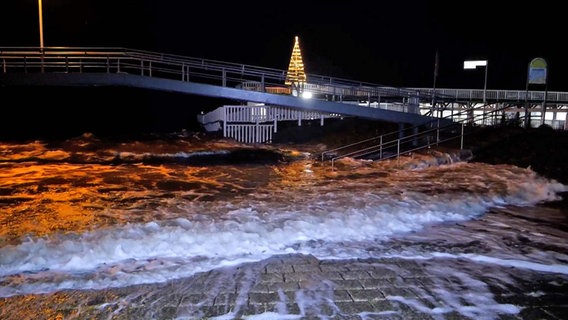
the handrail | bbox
[320,127,409,162]
[0,46,430,102]
[2,47,567,105]
[321,107,462,161]
[330,120,462,163]
[4,46,564,121]
[331,123,463,165]
[409,87,568,104]
[323,102,526,170]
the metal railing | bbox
[225,124,274,144]
[0,46,435,107]
[321,104,528,170]
[410,88,568,104]
[1,47,287,86]
[3,48,567,108]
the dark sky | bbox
[0,0,568,91]
[1,0,565,138]
[1,0,565,91]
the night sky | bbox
[0,0,565,138]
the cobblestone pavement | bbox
[162,254,567,320]
[3,253,566,319]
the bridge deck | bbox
[1,47,567,128]
[0,72,432,125]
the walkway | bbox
[3,215,566,319]
[0,47,433,126]
[2,47,567,135]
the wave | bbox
[0,132,290,165]
[0,167,565,297]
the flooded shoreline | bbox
[1,131,567,319]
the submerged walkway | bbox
[2,252,565,319]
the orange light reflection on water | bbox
[0,162,226,244]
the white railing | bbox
[224,106,270,123]
[0,47,432,108]
[225,124,274,144]
[197,105,345,143]
[201,105,341,125]
[269,107,329,121]
[411,88,568,104]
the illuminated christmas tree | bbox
[285,36,307,86]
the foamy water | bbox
[1,135,567,319]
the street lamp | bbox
[464,60,488,104]
[38,0,44,50]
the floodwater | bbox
[1,133,567,319]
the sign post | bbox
[432,50,439,118]
[464,60,488,104]
[525,57,548,128]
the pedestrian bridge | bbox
[0,47,432,125]
[2,47,567,136]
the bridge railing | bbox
[4,47,566,107]
[8,47,562,116]
[411,88,568,103]
[1,46,439,108]
[0,47,290,87]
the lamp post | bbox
[38,0,44,51]
[464,60,488,104]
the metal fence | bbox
[1,47,431,105]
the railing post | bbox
[106,56,110,73]
[256,122,260,143]
[460,122,464,150]
[140,60,144,76]
[181,63,185,81]
[149,61,152,77]
[379,136,383,159]
[261,74,265,92]
[222,69,226,87]
[2,58,6,73]
[436,118,440,145]
[223,106,227,137]
[65,56,68,73]
[117,58,120,73]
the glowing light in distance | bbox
[301,91,313,99]
[464,60,487,69]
